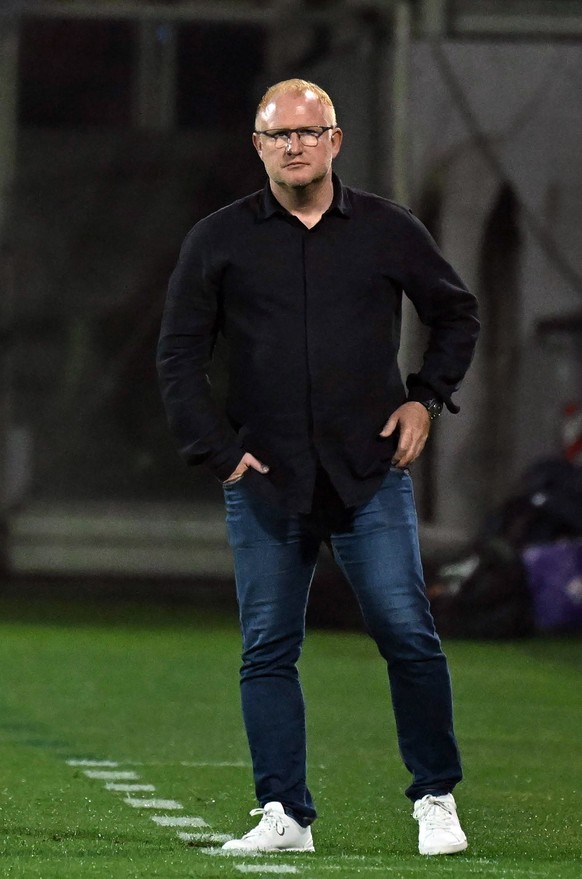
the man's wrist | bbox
[418,398,443,421]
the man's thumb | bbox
[248,454,269,474]
[379,415,397,438]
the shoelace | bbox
[415,797,455,829]
[243,807,286,839]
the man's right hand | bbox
[223,452,269,484]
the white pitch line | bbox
[67,759,119,767]
[202,847,263,857]
[124,797,183,810]
[200,847,231,856]
[151,815,208,827]
[177,831,233,844]
[235,867,298,875]
[84,770,139,781]
[105,783,156,792]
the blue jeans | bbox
[223,468,462,825]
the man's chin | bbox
[282,170,311,185]
[277,171,325,190]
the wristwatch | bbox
[419,398,443,421]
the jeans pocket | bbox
[389,464,410,476]
[223,471,247,489]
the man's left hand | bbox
[379,402,431,468]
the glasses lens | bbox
[263,128,329,148]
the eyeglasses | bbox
[254,126,335,148]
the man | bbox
[157,79,479,856]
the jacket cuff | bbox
[406,380,458,414]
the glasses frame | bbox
[253,126,336,148]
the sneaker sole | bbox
[222,845,315,853]
[420,840,468,856]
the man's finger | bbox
[246,453,269,474]
[393,434,428,468]
[224,453,269,484]
[379,415,398,437]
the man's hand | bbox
[379,402,431,468]
[223,452,269,484]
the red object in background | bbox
[563,402,582,464]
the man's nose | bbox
[285,132,303,153]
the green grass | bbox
[0,594,580,878]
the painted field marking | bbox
[124,797,183,810]
[68,756,245,858]
[178,831,233,844]
[151,815,208,827]
[105,783,156,792]
[84,770,139,781]
[67,759,119,767]
[234,867,298,874]
[200,847,234,856]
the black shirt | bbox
[157,174,479,513]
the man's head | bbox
[254,79,337,129]
[252,79,342,192]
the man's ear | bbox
[331,126,343,159]
[252,132,263,159]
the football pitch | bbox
[0,591,580,879]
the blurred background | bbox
[1,0,581,633]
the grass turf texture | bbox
[0,595,580,878]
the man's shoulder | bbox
[344,183,414,221]
[195,189,263,231]
[341,183,432,244]
[175,190,263,256]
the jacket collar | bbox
[256,172,352,221]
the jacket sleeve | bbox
[156,221,243,481]
[394,208,480,413]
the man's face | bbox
[252,90,342,190]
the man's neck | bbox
[270,175,334,229]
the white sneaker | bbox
[222,801,315,853]
[413,793,468,856]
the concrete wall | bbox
[8,28,582,546]
[407,40,582,533]
[300,35,582,536]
